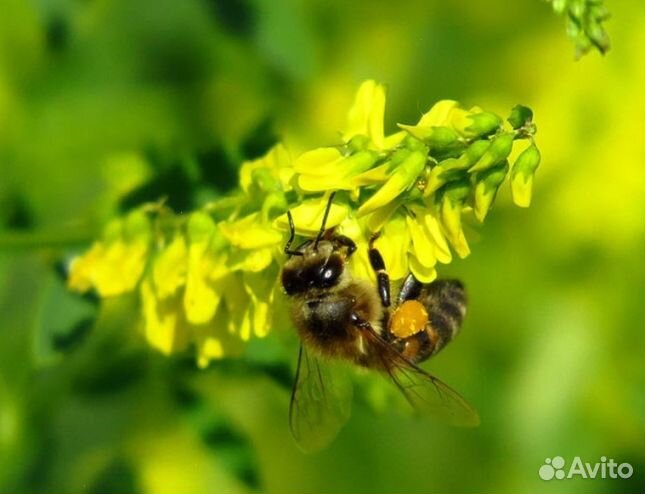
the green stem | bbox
[0,227,95,250]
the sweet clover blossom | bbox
[68,81,540,367]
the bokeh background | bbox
[0,0,643,493]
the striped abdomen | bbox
[392,279,467,364]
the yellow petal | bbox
[293,147,343,175]
[511,174,534,207]
[440,200,470,258]
[343,80,386,148]
[67,243,105,293]
[219,213,282,249]
[408,256,437,284]
[194,305,245,367]
[297,150,378,192]
[406,215,437,268]
[417,100,459,127]
[153,234,188,299]
[227,248,274,273]
[243,266,277,338]
[239,144,292,192]
[183,270,220,325]
[92,240,149,297]
[373,215,409,281]
[184,226,223,324]
[421,210,452,264]
[141,279,189,355]
[358,150,425,216]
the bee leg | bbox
[333,235,357,258]
[368,233,391,308]
[397,273,423,305]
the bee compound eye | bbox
[281,269,302,295]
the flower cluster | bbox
[547,0,610,58]
[67,80,540,366]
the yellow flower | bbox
[152,233,188,299]
[140,278,189,355]
[357,145,427,216]
[239,143,293,194]
[183,212,226,325]
[68,210,151,297]
[294,147,378,193]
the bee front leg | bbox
[368,233,391,308]
[333,235,357,258]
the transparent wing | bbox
[289,345,353,453]
[363,328,479,427]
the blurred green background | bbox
[0,0,643,493]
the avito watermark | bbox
[539,456,633,480]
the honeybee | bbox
[281,193,479,452]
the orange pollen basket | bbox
[389,300,429,338]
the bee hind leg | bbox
[397,273,423,305]
[368,233,391,308]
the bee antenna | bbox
[284,210,303,257]
[314,191,336,250]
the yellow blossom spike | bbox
[65,80,540,364]
[343,80,386,148]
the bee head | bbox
[281,193,349,296]
[281,244,345,295]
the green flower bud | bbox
[469,133,514,172]
[507,105,534,130]
[473,161,509,222]
[424,139,490,194]
[187,211,216,244]
[510,142,541,207]
[463,111,502,138]
[398,124,460,152]
[123,210,152,243]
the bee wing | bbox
[289,344,353,453]
[363,328,480,427]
